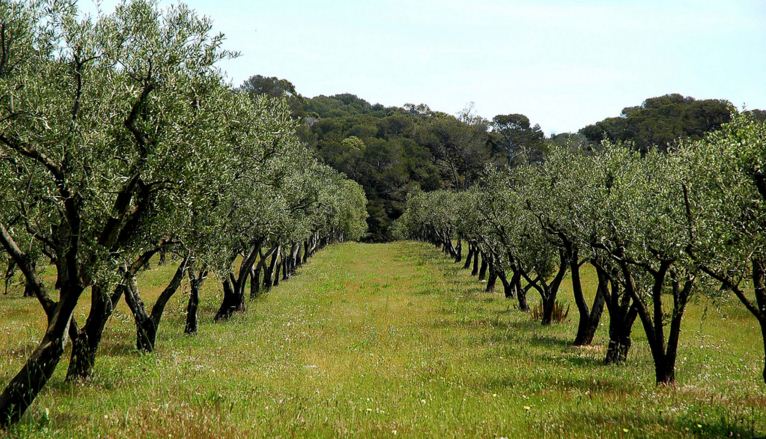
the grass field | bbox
[1,242,765,438]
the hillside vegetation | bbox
[242,75,764,240]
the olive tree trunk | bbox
[570,256,605,346]
[123,257,189,352]
[0,283,83,426]
[65,284,124,380]
[185,268,207,335]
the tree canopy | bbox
[580,94,735,152]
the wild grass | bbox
[0,242,764,438]
[530,300,570,323]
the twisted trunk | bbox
[478,255,488,281]
[604,304,638,365]
[215,242,261,321]
[251,246,276,298]
[273,259,282,287]
[185,268,206,335]
[485,261,498,293]
[514,271,529,311]
[524,251,569,325]
[471,250,480,276]
[621,259,694,384]
[67,246,163,380]
[463,245,474,270]
[124,257,189,352]
[249,264,260,299]
[0,282,83,426]
[215,276,240,321]
[289,242,300,275]
[263,246,280,290]
[598,265,638,364]
[571,258,605,346]
[498,270,512,298]
[65,284,124,380]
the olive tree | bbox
[0,0,237,423]
[523,145,606,343]
[480,168,568,324]
[592,143,698,384]
[681,115,766,383]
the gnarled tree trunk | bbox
[463,244,474,270]
[66,284,124,380]
[215,242,262,321]
[485,261,498,293]
[599,265,639,364]
[478,255,488,281]
[0,283,83,426]
[263,246,280,290]
[471,250,480,276]
[185,268,206,335]
[124,257,189,352]
[570,257,605,346]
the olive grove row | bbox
[0,0,368,426]
[394,115,766,386]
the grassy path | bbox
[1,242,765,437]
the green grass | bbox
[1,242,765,438]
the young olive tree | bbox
[211,95,304,320]
[595,144,698,384]
[481,168,568,324]
[575,145,643,364]
[523,145,606,343]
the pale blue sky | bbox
[85,0,765,134]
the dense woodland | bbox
[1,0,765,431]
[241,74,762,241]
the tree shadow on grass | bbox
[529,333,570,349]
[555,353,604,368]
[548,410,763,438]
[95,340,140,358]
[431,315,532,333]
[478,371,631,395]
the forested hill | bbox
[580,93,766,152]
[240,75,764,241]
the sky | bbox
[83,0,766,134]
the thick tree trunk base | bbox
[573,295,605,346]
[485,271,497,293]
[0,327,69,426]
[541,297,555,325]
[478,258,488,281]
[517,288,529,312]
[463,248,474,269]
[185,282,200,335]
[136,322,157,353]
[655,364,675,385]
[214,279,245,322]
[572,326,597,346]
[604,338,632,365]
[65,333,97,381]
